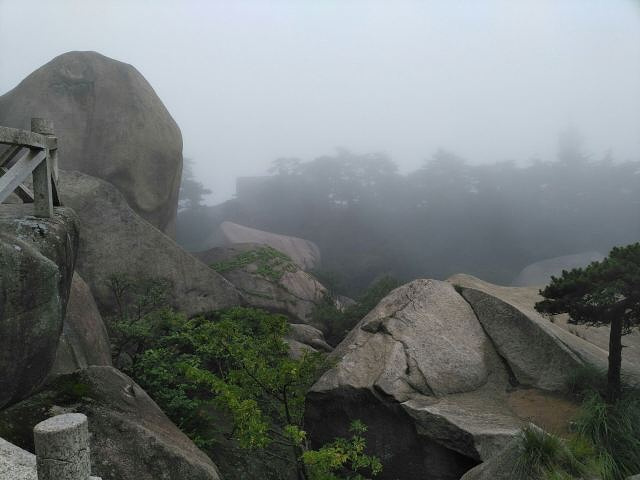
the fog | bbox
[1,0,639,203]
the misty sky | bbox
[1,0,639,203]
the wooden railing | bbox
[0,117,61,217]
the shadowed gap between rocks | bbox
[305,387,479,480]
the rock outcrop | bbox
[209,221,321,270]
[49,273,112,377]
[306,279,522,480]
[58,170,241,317]
[0,205,79,408]
[195,243,328,327]
[306,274,637,480]
[0,436,38,480]
[0,366,220,480]
[0,51,182,235]
[449,273,640,387]
[512,251,604,286]
[459,434,523,480]
[285,323,333,359]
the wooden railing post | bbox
[30,117,54,217]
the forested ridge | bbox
[179,134,640,294]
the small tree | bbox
[535,243,640,403]
[124,306,381,479]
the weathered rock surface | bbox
[0,437,37,480]
[49,273,112,377]
[0,205,79,408]
[306,279,523,480]
[449,273,640,388]
[209,221,321,270]
[512,251,604,286]
[459,434,523,480]
[58,170,241,316]
[0,51,182,235]
[285,323,333,359]
[0,366,220,480]
[195,243,328,327]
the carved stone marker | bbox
[33,413,91,480]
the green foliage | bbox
[110,293,381,480]
[514,426,592,480]
[301,421,383,480]
[211,246,297,281]
[535,243,640,403]
[535,243,640,329]
[572,392,640,479]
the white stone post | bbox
[33,413,91,480]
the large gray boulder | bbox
[306,279,522,480]
[209,221,321,270]
[58,170,241,317]
[449,274,640,388]
[0,205,79,408]
[49,273,112,377]
[195,243,328,328]
[0,366,220,480]
[0,51,182,235]
[512,251,604,286]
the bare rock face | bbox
[306,279,522,480]
[0,366,220,480]
[0,51,182,235]
[49,273,112,377]
[285,323,333,359]
[512,251,604,286]
[210,221,321,270]
[459,434,524,480]
[195,243,328,328]
[0,205,79,409]
[449,273,640,388]
[0,436,37,480]
[58,170,241,317]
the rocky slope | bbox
[208,221,321,270]
[0,367,220,480]
[306,275,640,480]
[0,51,182,235]
[195,243,330,328]
[58,170,242,317]
[48,273,112,377]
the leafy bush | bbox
[110,296,381,480]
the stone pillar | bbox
[30,117,54,217]
[33,413,91,480]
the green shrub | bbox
[514,426,589,479]
[116,304,380,480]
[573,393,640,479]
[211,246,297,281]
